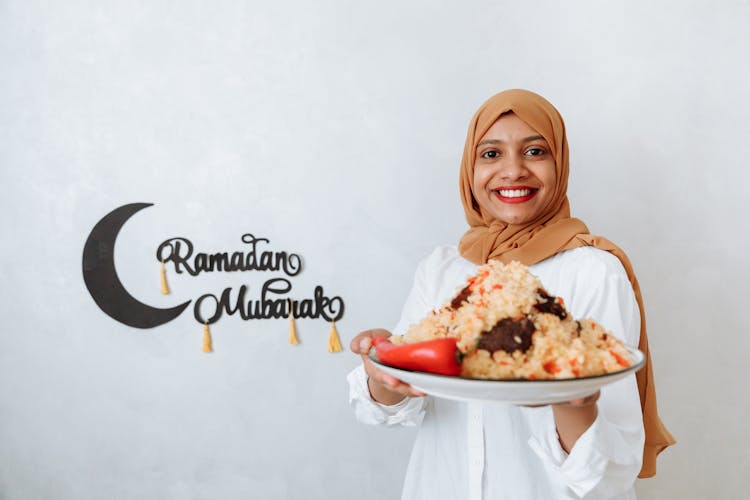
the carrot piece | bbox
[610,350,630,367]
[543,360,561,375]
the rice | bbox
[396,260,633,379]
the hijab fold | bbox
[458,89,674,478]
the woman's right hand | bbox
[350,328,426,404]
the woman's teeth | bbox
[497,189,533,198]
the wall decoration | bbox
[328,321,342,353]
[82,203,191,329]
[82,203,345,351]
[159,259,170,295]
[288,299,299,345]
[202,322,213,353]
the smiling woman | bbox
[472,113,558,225]
[347,89,675,500]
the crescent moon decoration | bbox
[82,203,191,329]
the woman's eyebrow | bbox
[523,135,545,143]
[476,135,546,147]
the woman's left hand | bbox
[553,390,600,408]
[551,390,600,453]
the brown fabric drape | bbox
[458,89,675,477]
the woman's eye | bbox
[525,147,545,156]
[481,150,499,159]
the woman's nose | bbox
[498,154,527,181]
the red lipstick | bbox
[492,186,538,204]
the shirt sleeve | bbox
[347,253,437,427]
[347,364,427,426]
[528,251,645,498]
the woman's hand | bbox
[553,391,600,409]
[350,328,426,405]
[551,390,600,453]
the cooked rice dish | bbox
[394,260,633,379]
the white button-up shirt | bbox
[348,246,645,499]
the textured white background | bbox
[1,1,748,499]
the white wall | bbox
[2,1,748,499]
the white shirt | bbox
[348,246,645,500]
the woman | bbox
[348,89,674,499]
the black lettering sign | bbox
[193,279,345,324]
[157,234,304,277]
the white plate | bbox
[369,346,645,405]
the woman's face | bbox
[472,113,557,225]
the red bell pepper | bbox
[372,337,462,376]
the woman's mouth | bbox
[493,187,538,204]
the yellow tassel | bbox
[288,300,299,345]
[327,321,342,353]
[202,322,213,353]
[160,259,170,295]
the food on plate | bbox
[385,260,633,380]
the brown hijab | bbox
[458,89,674,477]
